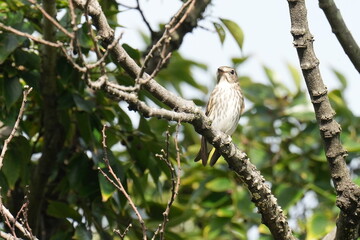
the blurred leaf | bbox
[0,13,33,64]
[232,56,249,67]
[263,65,290,97]
[76,24,92,49]
[287,64,302,92]
[213,22,225,44]
[342,132,360,153]
[332,68,347,90]
[123,43,141,63]
[47,201,82,222]
[306,211,333,240]
[275,184,304,211]
[76,113,92,146]
[98,171,116,202]
[220,18,244,51]
[73,225,92,240]
[242,81,275,105]
[4,77,22,108]
[2,136,31,189]
[73,94,94,112]
[206,177,233,192]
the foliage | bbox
[0,0,360,239]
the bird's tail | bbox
[209,149,222,166]
[194,137,222,166]
[194,136,208,166]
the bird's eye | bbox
[230,70,235,75]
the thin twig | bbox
[135,0,195,89]
[27,0,74,39]
[114,223,132,240]
[0,189,38,240]
[153,123,182,240]
[68,0,78,52]
[135,0,154,36]
[100,125,147,240]
[169,0,195,35]
[0,86,33,169]
[0,23,61,48]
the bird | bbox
[194,66,244,166]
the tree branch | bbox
[0,203,38,240]
[0,87,32,169]
[0,23,61,48]
[318,0,360,73]
[287,1,360,239]
[72,0,296,238]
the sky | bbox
[117,0,360,116]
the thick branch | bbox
[287,1,360,239]
[318,0,360,73]
[28,0,65,236]
[72,0,296,238]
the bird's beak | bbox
[217,68,225,82]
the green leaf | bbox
[332,68,347,90]
[76,112,93,144]
[47,201,82,222]
[275,184,304,210]
[220,18,244,51]
[2,148,21,189]
[98,171,116,202]
[213,22,225,44]
[287,63,301,92]
[73,225,92,240]
[306,211,333,239]
[77,25,92,50]
[122,43,141,63]
[4,77,22,108]
[73,94,94,112]
[206,177,233,192]
[0,12,33,64]
[2,136,31,189]
[232,56,249,67]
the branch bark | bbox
[287,1,360,239]
[318,0,360,73]
[72,0,296,238]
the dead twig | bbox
[153,123,182,240]
[99,125,147,240]
[0,188,38,240]
[135,0,195,89]
[114,223,133,240]
[27,0,74,39]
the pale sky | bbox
[117,0,360,115]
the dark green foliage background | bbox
[1,0,360,239]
